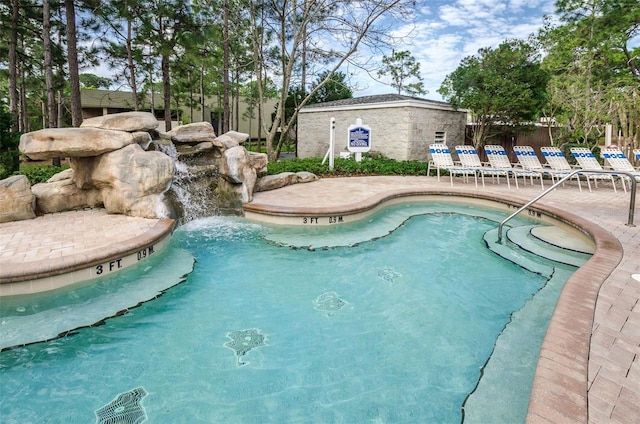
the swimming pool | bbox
[0,201,590,423]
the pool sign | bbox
[348,118,371,153]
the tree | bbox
[248,0,414,161]
[7,0,20,132]
[65,0,83,127]
[377,50,426,96]
[87,0,148,110]
[79,73,112,89]
[137,0,196,131]
[309,70,353,104]
[0,103,21,179]
[539,0,640,150]
[438,39,549,148]
[242,77,278,149]
[43,0,56,128]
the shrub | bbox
[0,107,20,180]
[14,163,70,185]
[263,156,429,177]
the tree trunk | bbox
[148,61,155,116]
[43,0,56,128]
[19,68,29,132]
[222,0,230,133]
[8,0,19,132]
[126,18,139,110]
[162,54,172,130]
[57,89,64,128]
[200,63,206,122]
[235,73,240,130]
[65,0,83,127]
[44,0,61,166]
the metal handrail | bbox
[497,169,637,243]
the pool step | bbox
[506,226,592,268]
[483,225,592,275]
[483,228,554,277]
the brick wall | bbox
[298,103,466,161]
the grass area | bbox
[264,156,430,177]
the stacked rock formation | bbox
[159,121,268,218]
[2,111,317,224]
[18,112,174,219]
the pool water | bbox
[0,202,586,423]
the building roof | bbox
[300,93,464,113]
[81,89,144,109]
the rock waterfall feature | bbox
[10,112,268,223]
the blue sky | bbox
[357,0,557,100]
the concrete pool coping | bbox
[0,209,175,295]
[0,175,637,423]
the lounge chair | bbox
[601,148,640,190]
[454,145,511,189]
[569,147,621,193]
[427,144,478,187]
[484,145,544,189]
[539,146,583,191]
[633,149,640,170]
[514,145,581,188]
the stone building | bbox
[297,94,467,162]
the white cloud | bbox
[351,0,558,100]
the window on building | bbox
[434,131,446,143]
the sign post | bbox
[322,117,336,170]
[347,118,371,162]
[329,117,335,170]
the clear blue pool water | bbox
[0,202,585,423]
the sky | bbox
[355,0,558,100]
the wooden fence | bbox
[464,125,556,163]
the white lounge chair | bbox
[514,145,579,188]
[632,149,640,170]
[569,147,621,193]
[484,145,544,189]
[454,145,511,189]
[428,144,478,187]
[601,148,640,190]
[539,146,583,191]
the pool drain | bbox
[94,387,148,424]
[224,328,267,366]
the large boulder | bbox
[248,151,268,174]
[31,169,103,213]
[0,175,36,223]
[254,171,319,192]
[80,111,159,132]
[90,144,175,218]
[214,131,249,149]
[255,172,299,192]
[19,128,135,160]
[220,146,257,203]
[163,122,217,143]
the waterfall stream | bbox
[157,142,219,224]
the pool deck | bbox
[1,175,639,423]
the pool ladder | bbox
[497,169,637,243]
